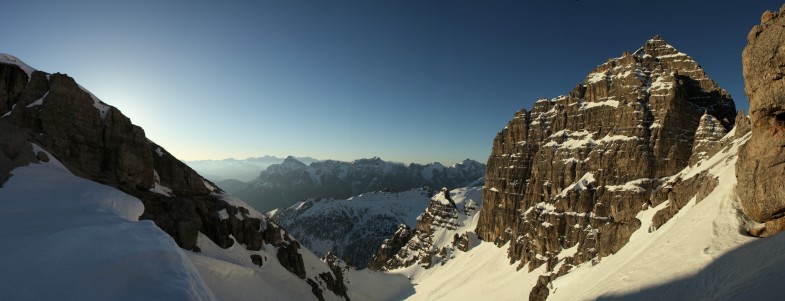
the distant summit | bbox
[235,157,486,212]
[185,155,319,182]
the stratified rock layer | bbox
[476,37,736,272]
[737,5,785,236]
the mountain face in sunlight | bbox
[476,36,737,275]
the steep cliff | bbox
[0,54,348,301]
[737,5,785,237]
[475,37,737,275]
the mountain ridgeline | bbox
[236,156,485,213]
[185,156,320,182]
[0,55,350,301]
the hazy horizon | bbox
[184,153,481,166]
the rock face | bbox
[237,156,485,212]
[475,36,736,276]
[737,5,785,237]
[0,55,349,300]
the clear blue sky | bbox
[1,1,779,164]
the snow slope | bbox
[548,132,752,300]
[394,131,777,300]
[0,144,215,301]
[0,143,352,301]
[187,233,339,301]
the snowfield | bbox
[0,145,215,301]
[0,144,349,301]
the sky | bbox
[0,1,780,164]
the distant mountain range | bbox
[185,156,319,182]
[234,156,485,213]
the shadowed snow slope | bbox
[0,145,215,301]
[0,143,356,301]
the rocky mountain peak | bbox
[282,155,307,167]
[475,36,737,282]
[637,35,682,58]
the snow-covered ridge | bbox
[0,53,36,81]
[0,144,215,300]
[0,54,110,120]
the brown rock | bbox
[737,6,785,236]
[761,10,777,24]
[734,110,751,138]
[529,275,550,301]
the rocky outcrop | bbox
[737,5,785,237]
[476,36,736,278]
[237,156,485,212]
[529,275,551,301]
[0,56,350,300]
[689,113,729,165]
[271,188,432,268]
[650,171,719,231]
[367,224,413,270]
[368,188,482,271]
